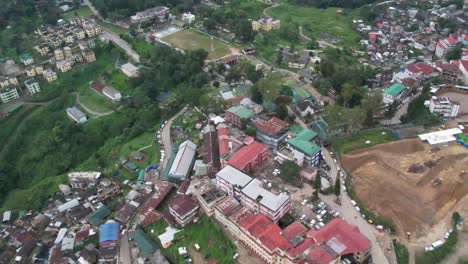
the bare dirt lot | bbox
[341,139,468,237]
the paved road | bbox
[83,0,103,20]
[101,29,141,63]
[263,3,281,16]
[159,106,188,172]
[120,234,132,264]
[75,93,115,116]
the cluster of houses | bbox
[251,17,281,31]
[352,1,468,118]
[0,60,42,104]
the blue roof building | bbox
[99,222,120,246]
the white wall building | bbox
[24,78,41,95]
[427,96,460,118]
[66,106,87,123]
[102,86,122,102]
[459,60,468,85]
[0,85,20,103]
[181,12,195,24]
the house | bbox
[459,60,468,85]
[435,35,458,58]
[287,128,321,166]
[427,96,460,118]
[2,211,11,224]
[251,17,281,31]
[216,165,253,199]
[435,61,461,83]
[54,49,65,61]
[66,106,87,123]
[169,195,199,227]
[34,45,49,56]
[90,80,105,93]
[225,105,254,128]
[25,66,36,77]
[158,226,180,248]
[68,171,101,189]
[405,62,435,78]
[133,229,158,257]
[43,69,58,82]
[202,124,221,175]
[130,6,170,23]
[121,63,139,77]
[86,205,111,226]
[56,60,72,73]
[181,12,195,24]
[191,178,226,216]
[63,46,72,57]
[0,85,20,103]
[383,83,407,105]
[295,100,316,118]
[57,199,80,212]
[24,78,41,95]
[82,49,96,63]
[251,116,289,149]
[228,141,268,173]
[167,140,197,182]
[99,222,120,247]
[222,55,239,67]
[19,53,34,66]
[239,97,263,114]
[102,86,122,102]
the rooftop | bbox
[99,222,119,243]
[216,165,253,188]
[241,179,290,211]
[133,229,158,256]
[214,196,241,216]
[169,195,199,217]
[252,117,289,136]
[288,129,320,155]
[66,106,86,119]
[168,140,197,180]
[384,83,406,97]
[121,63,138,73]
[228,141,267,171]
[226,105,254,120]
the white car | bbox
[301,199,307,206]
[350,200,357,206]
[233,253,239,259]
[355,206,361,212]
[424,246,434,252]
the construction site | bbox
[341,138,468,237]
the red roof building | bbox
[90,80,105,93]
[169,195,199,227]
[406,62,435,76]
[251,117,289,149]
[228,141,267,173]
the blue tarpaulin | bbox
[99,222,119,243]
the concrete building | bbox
[167,140,197,182]
[202,124,221,175]
[68,172,101,189]
[66,106,87,123]
[24,78,41,95]
[102,86,122,102]
[251,116,289,149]
[82,49,96,63]
[252,17,281,31]
[383,83,407,105]
[215,165,291,222]
[181,12,195,24]
[225,105,254,128]
[130,6,170,23]
[435,36,458,58]
[169,195,199,227]
[121,63,139,77]
[43,69,58,83]
[228,141,268,173]
[19,53,34,66]
[286,128,321,166]
[427,96,460,118]
[0,85,20,103]
[459,60,468,85]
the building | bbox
[459,60,468,85]
[427,96,460,118]
[54,49,65,61]
[169,195,199,227]
[0,85,20,103]
[435,62,461,83]
[133,229,158,256]
[24,78,41,95]
[202,124,221,175]
[228,141,268,173]
[99,222,120,247]
[167,140,197,182]
[34,45,49,56]
[225,105,254,128]
[82,49,96,63]
[383,83,407,105]
[252,17,281,31]
[43,69,58,82]
[215,165,291,222]
[130,6,170,23]
[121,63,139,77]
[68,171,101,189]
[56,60,72,73]
[435,35,458,58]
[240,179,291,222]
[181,12,195,24]
[102,86,122,102]
[418,128,463,145]
[25,66,37,77]
[405,62,435,78]
[66,106,87,123]
[191,178,226,216]
[19,53,34,66]
[240,97,263,114]
[287,128,321,166]
[86,205,111,226]
[251,117,289,149]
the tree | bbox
[275,52,283,65]
[203,17,216,31]
[245,127,257,136]
[314,173,321,198]
[251,85,263,104]
[445,46,462,61]
[334,177,341,197]
[280,161,302,187]
[276,104,288,119]
[235,20,255,42]
[384,101,399,119]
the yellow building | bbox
[35,45,50,56]
[35,65,44,75]
[0,77,9,88]
[64,34,75,44]
[82,50,96,63]
[251,18,281,31]
[54,49,64,61]
[74,29,86,40]
[64,47,72,57]
[25,67,37,77]
[8,76,18,86]
[56,60,72,73]
[43,69,58,83]
[50,37,62,48]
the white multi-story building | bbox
[130,6,170,23]
[24,78,41,95]
[427,96,460,118]
[0,85,20,103]
[383,83,407,105]
[459,60,468,85]
[181,12,195,24]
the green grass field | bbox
[98,21,129,36]
[108,71,135,95]
[146,217,236,264]
[267,4,360,47]
[63,6,92,20]
[162,29,233,60]
[79,87,115,113]
[334,128,398,154]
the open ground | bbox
[341,139,468,237]
[162,29,234,60]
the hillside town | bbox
[1,0,468,264]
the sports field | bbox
[162,29,233,60]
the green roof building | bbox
[384,83,406,97]
[133,229,158,256]
[19,53,34,65]
[226,105,254,128]
[86,205,111,226]
[287,128,321,166]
